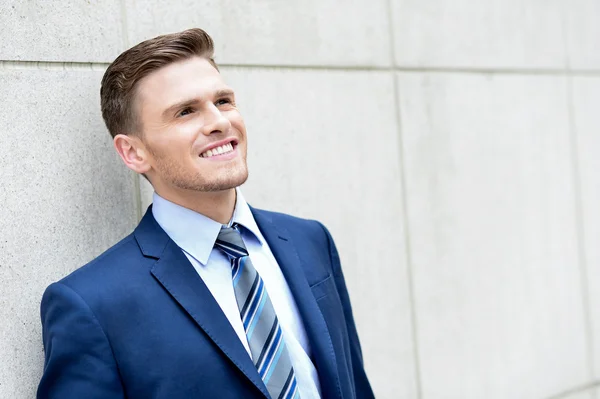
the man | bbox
[38,28,374,399]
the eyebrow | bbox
[215,88,235,98]
[162,89,236,118]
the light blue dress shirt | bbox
[152,190,321,398]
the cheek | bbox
[228,112,246,136]
[153,125,198,150]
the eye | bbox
[178,107,194,117]
[215,98,233,106]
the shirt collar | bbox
[151,188,262,265]
[231,190,265,247]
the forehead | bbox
[136,57,229,110]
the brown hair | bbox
[100,28,219,138]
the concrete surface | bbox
[1,0,599,398]
[0,0,125,62]
[571,77,600,380]
[397,72,590,399]
[125,0,392,67]
[390,0,568,69]
[0,68,137,398]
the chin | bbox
[154,160,248,193]
[197,168,249,192]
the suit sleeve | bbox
[318,223,376,399]
[38,282,125,399]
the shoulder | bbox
[252,207,325,232]
[52,232,150,300]
[251,207,336,253]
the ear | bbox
[113,134,151,175]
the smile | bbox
[200,142,235,158]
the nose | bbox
[201,103,231,136]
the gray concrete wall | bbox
[0,1,597,398]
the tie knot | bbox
[215,224,249,259]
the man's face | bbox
[135,56,248,193]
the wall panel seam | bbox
[3,60,600,76]
[119,0,130,53]
[565,73,596,384]
[0,61,109,70]
[386,0,423,397]
[116,0,142,223]
[560,2,597,396]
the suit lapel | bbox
[251,208,343,399]
[134,208,270,398]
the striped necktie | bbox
[215,224,300,399]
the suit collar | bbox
[134,207,270,398]
[134,206,343,399]
[133,205,169,259]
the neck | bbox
[154,186,237,225]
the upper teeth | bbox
[201,143,234,158]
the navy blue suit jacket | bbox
[38,207,375,398]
